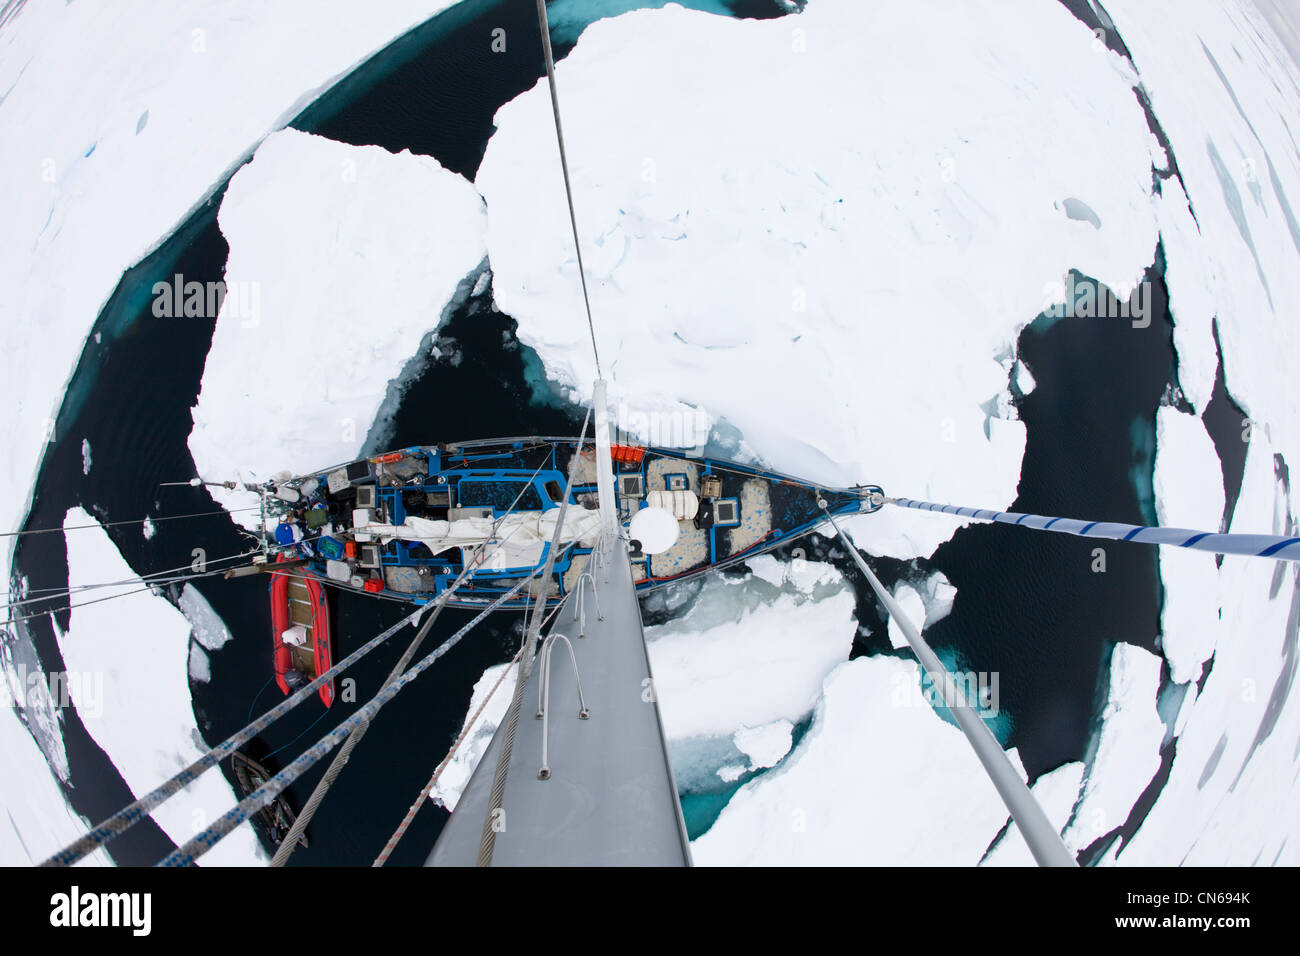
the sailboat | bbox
[259,436,883,612]
[36,2,1300,874]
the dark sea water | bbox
[6,0,1242,865]
[926,264,1175,777]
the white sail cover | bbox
[646,489,698,520]
[354,508,602,570]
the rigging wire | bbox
[820,502,1077,867]
[888,495,1300,562]
[3,564,249,629]
[267,450,576,864]
[1,506,261,538]
[246,676,276,725]
[534,0,603,377]
[40,599,429,867]
[372,534,585,866]
[372,645,524,867]
[2,549,260,613]
[158,570,555,867]
[263,707,332,764]
[476,407,594,866]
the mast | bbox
[427,385,691,866]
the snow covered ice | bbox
[433,557,856,810]
[58,509,265,864]
[478,0,1163,560]
[189,128,488,529]
[467,0,1300,864]
[691,653,1033,866]
[3,0,1300,866]
[0,0,464,863]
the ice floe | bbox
[478,0,1161,563]
[886,582,925,651]
[188,129,488,527]
[59,507,265,864]
[1152,407,1225,685]
[1102,0,1300,864]
[981,761,1085,867]
[691,655,1031,865]
[0,0,464,866]
[1060,642,1165,853]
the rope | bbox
[375,592,575,867]
[371,646,523,867]
[246,676,276,724]
[888,496,1300,562]
[3,562,254,628]
[476,407,593,866]
[534,0,602,377]
[3,548,260,614]
[1,506,260,538]
[370,532,577,867]
[157,573,547,867]
[267,455,562,865]
[40,600,427,866]
[266,577,464,865]
[263,706,332,763]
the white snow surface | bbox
[1099,0,1300,864]
[733,719,794,770]
[0,668,112,865]
[179,583,234,652]
[189,129,488,527]
[1061,642,1165,852]
[919,570,958,627]
[59,508,265,864]
[886,582,926,650]
[0,0,463,869]
[1118,441,1300,865]
[546,0,733,45]
[1013,360,1037,397]
[479,0,1161,560]
[429,662,517,812]
[189,646,212,684]
[645,561,856,741]
[1156,179,1220,414]
[692,655,1031,865]
[1152,407,1226,685]
[434,557,853,810]
[981,761,1084,867]
[745,553,839,592]
[180,582,233,686]
[1108,0,1300,464]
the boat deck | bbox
[427,539,691,866]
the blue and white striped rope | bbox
[157,574,539,867]
[889,497,1300,561]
